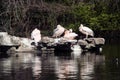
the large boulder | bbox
[0,32,18,45]
[0,32,20,53]
[16,38,34,51]
[78,40,88,47]
[0,32,34,52]
[85,38,105,45]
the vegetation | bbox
[0,0,120,37]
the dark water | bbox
[0,44,120,80]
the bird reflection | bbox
[55,57,78,80]
[32,56,41,79]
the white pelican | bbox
[64,30,78,40]
[79,24,94,38]
[52,24,65,38]
[31,28,41,46]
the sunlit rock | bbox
[16,38,34,51]
[0,32,34,52]
[0,32,16,45]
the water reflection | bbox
[102,44,120,80]
[80,52,105,80]
[80,53,95,80]
[32,56,41,79]
[0,45,119,80]
[39,53,56,80]
[0,53,34,80]
[55,55,78,80]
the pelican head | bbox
[79,24,84,28]
[69,29,73,33]
[57,24,62,28]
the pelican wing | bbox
[81,26,94,36]
[82,26,92,32]
[53,27,65,37]
[69,33,78,37]
[53,28,59,33]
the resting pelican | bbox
[52,24,65,38]
[79,24,94,38]
[31,28,41,46]
[64,30,78,40]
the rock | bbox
[85,43,95,49]
[11,36,21,44]
[16,38,35,52]
[7,47,17,53]
[85,38,105,45]
[0,32,34,52]
[66,40,77,44]
[78,40,88,46]
[93,38,105,45]
[0,31,106,53]
[0,32,13,45]
[42,37,54,43]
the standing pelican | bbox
[52,24,65,38]
[31,28,41,46]
[79,24,94,38]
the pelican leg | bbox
[86,34,88,38]
[83,34,88,40]
[85,34,88,39]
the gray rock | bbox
[78,40,88,46]
[85,38,105,45]
[42,37,54,43]
[0,32,34,52]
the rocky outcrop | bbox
[0,32,34,53]
[37,37,105,52]
[0,32,105,53]
[0,32,19,45]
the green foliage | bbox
[64,3,96,31]
[64,2,120,31]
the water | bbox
[0,44,120,80]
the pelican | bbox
[64,30,78,40]
[31,28,41,46]
[79,24,94,38]
[52,24,65,38]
